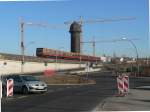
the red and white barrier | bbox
[117,76,124,94]
[116,74,129,96]
[123,76,129,93]
[7,79,14,97]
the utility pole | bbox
[79,16,83,54]
[81,37,96,57]
[92,37,96,57]
[20,18,25,73]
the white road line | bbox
[18,96,28,99]
[6,97,15,100]
[136,86,150,89]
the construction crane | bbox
[19,18,67,73]
[64,16,136,54]
[81,37,139,57]
[20,17,136,72]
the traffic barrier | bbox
[116,74,129,97]
[117,75,124,96]
[123,75,129,93]
[7,79,14,97]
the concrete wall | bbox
[0,59,85,75]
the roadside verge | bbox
[38,74,96,85]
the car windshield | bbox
[21,76,39,81]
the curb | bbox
[47,82,96,86]
[91,98,108,111]
[91,93,119,112]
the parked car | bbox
[1,75,47,94]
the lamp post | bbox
[20,18,25,73]
[122,37,139,76]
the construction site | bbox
[1,1,150,112]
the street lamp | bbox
[20,18,25,73]
[121,37,139,75]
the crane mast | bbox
[65,16,136,54]
[19,18,66,73]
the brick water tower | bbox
[69,21,82,53]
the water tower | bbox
[69,21,82,53]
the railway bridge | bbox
[0,53,101,75]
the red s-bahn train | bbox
[36,48,101,62]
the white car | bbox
[2,75,47,94]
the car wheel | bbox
[22,86,29,94]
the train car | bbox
[36,48,101,62]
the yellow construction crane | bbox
[64,16,136,54]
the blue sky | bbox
[0,0,149,57]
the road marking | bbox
[6,97,15,100]
[18,96,28,99]
[136,86,150,89]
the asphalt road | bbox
[1,72,121,112]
